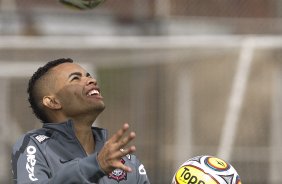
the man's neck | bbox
[73,120,95,155]
[52,113,99,155]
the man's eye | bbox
[71,76,80,81]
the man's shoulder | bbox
[13,128,52,148]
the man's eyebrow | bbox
[68,72,92,79]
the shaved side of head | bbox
[27,58,73,123]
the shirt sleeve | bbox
[11,134,105,184]
[134,157,151,184]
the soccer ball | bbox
[171,155,242,184]
[59,0,106,10]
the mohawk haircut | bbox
[27,58,73,123]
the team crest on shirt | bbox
[108,158,127,182]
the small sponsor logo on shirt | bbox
[34,135,50,143]
[120,148,131,160]
[126,154,131,160]
[139,164,147,175]
[108,158,127,182]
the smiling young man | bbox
[11,58,150,183]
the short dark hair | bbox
[27,58,73,123]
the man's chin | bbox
[95,104,105,112]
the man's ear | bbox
[42,96,62,110]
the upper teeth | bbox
[88,89,99,96]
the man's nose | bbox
[86,78,97,86]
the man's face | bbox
[49,62,105,118]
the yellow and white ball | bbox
[172,155,242,184]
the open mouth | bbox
[87,89,100,96]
